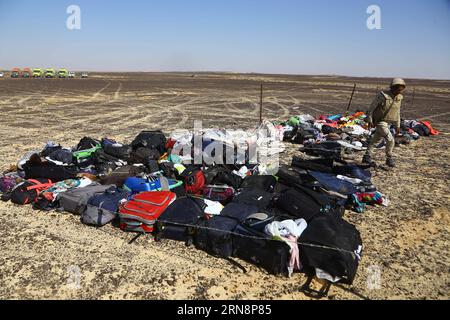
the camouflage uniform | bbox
[365,91,403,159]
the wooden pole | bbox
[259,83,263,124]
[346,83,357,114]
[411,87,416,108]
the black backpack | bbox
[128,147,161,165]
[75,137,100,151]
[103,143,132,161]
[130,130,167,154]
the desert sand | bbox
[0,73,448,299]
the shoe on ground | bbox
[386,157,396,168]
[362,155,372,164]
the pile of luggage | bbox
[1,127,369,297]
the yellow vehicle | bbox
[33,68,44,78]
[45,68,56,78]
[58,69,69,78]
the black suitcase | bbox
[154,196,205,245]
[240,175,277,192]
[195,203,259,257]
[233,213,291,276]
[233,189,274,211]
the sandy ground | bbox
[0,73,449,300]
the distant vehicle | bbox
[33,68,44,78]
[58,69,68,78]
[81,72,89,78]
[45,68,56,78]
[22,68,32,78]
[11,68,21,78]
[0,72,4,78]
[68,71,76,78]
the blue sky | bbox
[0,0,449,79]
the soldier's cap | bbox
[391,78,406,88]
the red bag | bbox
[180,168,206,195]
[119,191,176,233]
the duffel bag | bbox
[130,130,167,154]
[23,163,78,182]
[10,178,54,205]
[123,176,183,194]
[202,185,235,203]
[119,191,176,233]
[57,183,116,215]
[81,187,129,227]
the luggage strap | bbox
[300,273,332,299]
[26,179,54,191]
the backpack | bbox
[57,183,116,215]
[73,137,102,166]
[93,150,126,176]
[129,147,161,165]
[81,187,129,227]
[103,143,132,161]
[154,196,206,244]
[179,167,206,195]
[0,175,22,194]
[299,214,363,285]
[130,130,167,154]
[119,191,176,233]
[10,179,54,205]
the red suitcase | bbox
[119,191,176,233]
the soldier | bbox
[363,78,406,167]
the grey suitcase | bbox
[57,183,116,215]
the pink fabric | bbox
[286,235,302,273]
